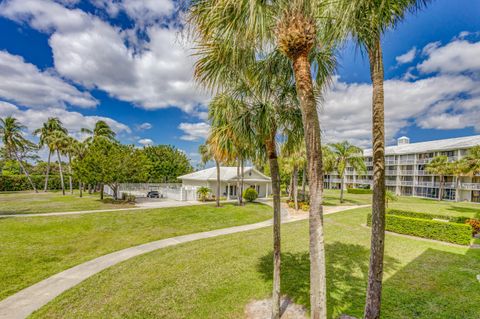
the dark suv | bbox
[147,191,160,198]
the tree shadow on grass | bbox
[257,242,400,318]
[446,206,480,218]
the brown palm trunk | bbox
[14,152,38,193]
[237,158,241,205]
[292,52,327,319]
[455,175,460,202]
[439,176,445,201]
[340,173,345,203]
[364,38,386,319]
[293,164,299,210]
[266,133,281,319]
[288,174,294,200]
[240,159,245,206]
[44,151,52,192]
[56,149,65,195]
[302,164,306,201]
[68,153,73,194]
[215,159,220,207]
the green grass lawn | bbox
[0,203,272,300]
[31,206,480,319]
[0,191,134,215]
[388,196,480,218]
[322,189,372,206]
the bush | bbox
[287,201,295,208]
[387,209,470,224]
[0,175,75,192]
[122,193,136,203]
[243,188,258,202]
[347,188,372,194]
[301,204,310,211]
[196,186,211,202]
[467,219,480,235]
[367,213,472,245]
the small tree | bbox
[197,186,211,202]
[243,188,258,202]
[426,155,450,201]
[385,190,397,208]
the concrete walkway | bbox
[0,205,367,319]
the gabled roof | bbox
[178,166,271,182]
[363,135,480,156]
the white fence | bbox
[104,183,198,201]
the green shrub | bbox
[367,213,472,245]
[347,188,372,194]
[0,175,75,192]
[287,201,295,208]
[243,188,258,202]
[122,193,136,203]
[196,186,211,202]
[387,209,470,224]
[301,204,310,211]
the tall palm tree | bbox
[198,141,225,207]
[0,116,38,192]
[71,140,88,197]
[63,136,79,195]
[448,159,468,202]
[426,155,449,201]
[187,2,345,316]
[81,120,116,143]
[49,130,69,195]
[282,141,306,210]
[329,141,366,203]
[464,145,480,176]
[34,117,67,192]
[341,2,430,317]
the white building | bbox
[326,135,480,202]
[178,166,272,199]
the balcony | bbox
[329,178,342,183]
[399,170,414,175]
[461,183,480,190]
[399,181,414,186]
[385,180,397,186]
[416,170,431,176]
[356,179,372,185]
[417,158,432,164]
[398,159,415,165]
[385,160,397,165]
[386,170,397,176]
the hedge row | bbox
[0,175,76,192]
[347,188,373,194]
[367,213,472,245]
[387,208,470,224]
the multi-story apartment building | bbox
[325,135,480,202]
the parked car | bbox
[147,191,160,198]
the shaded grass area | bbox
[32,207,480,319]
[0,191,134,215]
[0,203,271,300]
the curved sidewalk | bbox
[0,205,368,319]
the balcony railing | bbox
[356,179,372,185]
[399,181,414,186]
[461,183,480,190]
[399,170,414,175]
[385,160,397,165]
[417,158,432,164]
[386,180,397,186]
[386,170,397,175]
[398,159,415,165]
[329,178,342,183]
[416,170,431,176]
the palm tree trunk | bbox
[237,158,241,205]
[302,164,306,201]
[340,173,345,203]
[292,52,327,319]
[288,174,294,201]
[215,159,220,207]
[439,176,444,201]
[455,175,460,202]
[14,152,37,193]
[266,134,281,319]
[293,164,299,210]
[44,151,52,192]
[56,150,65,195]
[68,153,73,195]
[364,38,386,319]
[240,159,245,206]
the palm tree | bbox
[0,116,38,192]
[282,141,306,210]
[81,120,116,143]
[426,155,449,201]
[34,117,67,192]
[329,141,366,203]
[341,2,430,317]
[449,159,468,202]
[198,142,223,207]
[71,140,88,197]
[187,2,346,316]
[464,146,480,176]
[63,136,79,195]
[49,130,69,195]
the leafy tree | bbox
[448,159,469,202]
[0,116,38,192]
[143,145,192,182]
[33,117,67,192]
[198,141,223,208]
[426,155,450,201]
[463,145,480,176]
[329,141,366,203]
[81,120,116,143]
[243,187,258,202]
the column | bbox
[227,183,230,200]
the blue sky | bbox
[0,0,479,166]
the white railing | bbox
[386,180,397,186]
[417,158,432,164]
[385,160,397,165]
[398,159,415,165]
[400,181,414,186]
[399,170,414,175]
[356,179,372,185]
[329,178,342,183]
[386,170,397,175]
[416,171,431,176]
[461,183,480,190]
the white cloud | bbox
[137,122,153,130]
[0,51,97,108]
[0,101,130,138]
[178,122,210,141]
[0,0,209,113]
[418,39,480,74]
[138,138,154,146]
[321,74,480,147]
[395,47,417,64]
